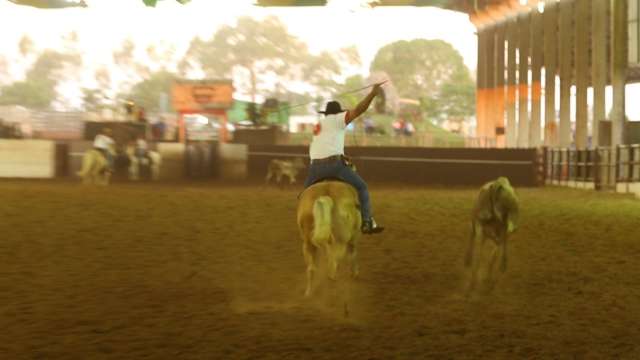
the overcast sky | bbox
[0,0,477,71]
[0,0,637,120]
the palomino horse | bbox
[77,148,112,185]
[297,181,362,297]
[465,177,520,295]
[126,146,162,181]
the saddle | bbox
[309,177,347,187]
[297,178,358,209]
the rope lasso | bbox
[273,80,388,114]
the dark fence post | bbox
[628,145,635,183]
[536,147,545,186]
[615,145,621,184]
[633,145,640,181]
[594,147,601,190]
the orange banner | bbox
[172,80,234,112]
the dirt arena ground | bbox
[1,180,640,359]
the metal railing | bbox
[545,145,640,189]
[277,131,496,148]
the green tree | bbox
[370,39,474,120]
[81,88,108,112]
[332,75,366,109]
[181,16,353,103]
[0,56,9,85]
[0,50,81,109]
[127,70,177,112]
[437,70,475,118]
[81,67,114,112]
[113,38,150,92]
[8,0,87,8]
[18,35,35,58]
[0,80,56,108]
[145,42,177,72]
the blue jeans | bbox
[303,159,371,221]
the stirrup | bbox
[362,218,385,234]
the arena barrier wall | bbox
[157,142,186,181]
[0,139,57,178]
[247,145,541,186]
[219,143,248,181]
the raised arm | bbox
[345,82,386,125]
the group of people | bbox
[92,127,153,174]
[392,118,416,137]
[0,118,23,139]
[97,83,384,234]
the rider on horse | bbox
[303,82,386,235]
[134,134,152,165]
[93,127,115,172]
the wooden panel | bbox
[0,140,56,178]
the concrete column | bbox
[518,13,530,148]
[543,1,558,147]
[574,0,589,149]
[591,0,607,147]
[558,0,573,148]
[530,8,544,148]
[485,25,496,147]
[611,0,628,146]
[476,28,487,144]
[495,23,506,148]
[506,18,518,147]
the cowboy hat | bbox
[317,101,346,115]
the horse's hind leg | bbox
[302,240,317,297]
[151,164,160,181]
[129,157,139,181]
[102,170,112,186]
[265,169,273,184]
[97,157,110,186]
[347,239,359,279]
[276,173,284,188]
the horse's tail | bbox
[312,196,334,245]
